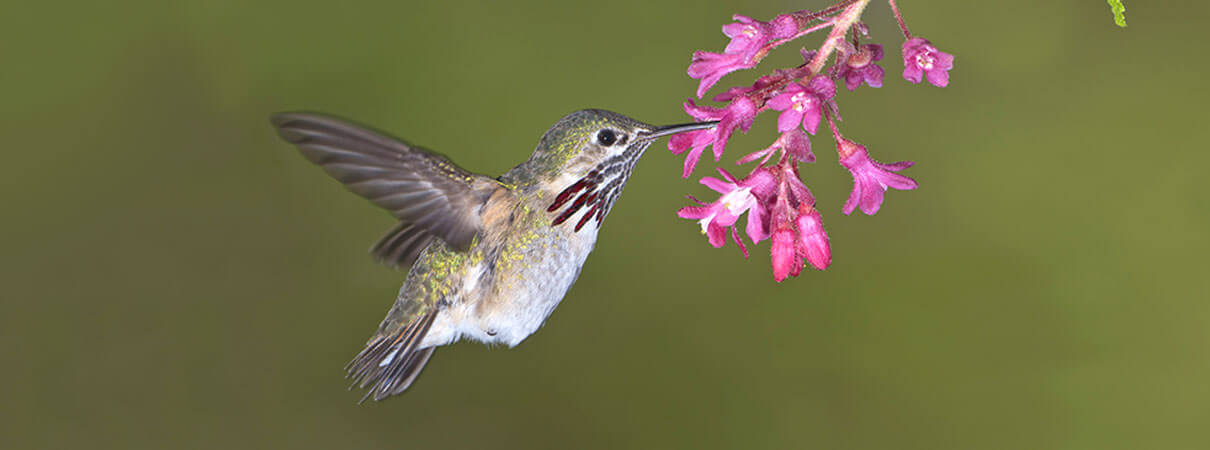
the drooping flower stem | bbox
[806,0,872,75]
[824,108,843,144]
[887,0,911,39]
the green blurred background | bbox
[3,1,1208,449]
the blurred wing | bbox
[272,112,494,259]
[368,221,435,270]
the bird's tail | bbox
[345,312,437,402]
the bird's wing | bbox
[367,221,436,270]
[272,112,499,267]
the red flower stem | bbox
[807,0,871,75]
[778,149,794,170]
[887,0,912,39]
[824,109,843,145]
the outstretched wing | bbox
[272,112,495,266]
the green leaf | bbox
[1107,0,1127,27]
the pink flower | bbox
[678,168,777,255]
[767,76,835,134]
[767,164,830,282]
[902,37,954,87]
[738,128,814,165]
[766,14,799,39]
[769,206,831,281]
[688,51,755,99]
[690,14,801,99]
[838,43,885,91]
[669,97,757,177]
[837,139,918,215]
[795,207,830,270]
[722,15,799,61]
[770,227,800,281]
[721,16,770,61]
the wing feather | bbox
[272,112,496,261]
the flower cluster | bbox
[673,0,953,282]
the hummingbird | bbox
[271,110,715,402]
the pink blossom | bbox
[766,164,830,281]
[688,51,755,99]
[838,43,885,91]
[902,37,954,87]
[766,76,835,135]
[768,206,831,281]
[677,168,777,255]
[691,14,802,99]
[767,15,799,39]
[669,97,757,177]
[795,207,830,271]
[721,16,770,61]
[770,227,800,281]
[837,139,918,215]
[722,15,799,61]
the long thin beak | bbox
[638,121,719,141]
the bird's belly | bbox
[421,226,599,348]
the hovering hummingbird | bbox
[272,110,715,402]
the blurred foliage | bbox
[1108,0,1127,27]
[2,1,1207,449]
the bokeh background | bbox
[4,1,1208,449]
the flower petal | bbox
[770,229,796,282]
[926,66,950,87]
[700,176,734,194]
[745,204,767,243]
[875,159,914,171]
[677,204,714,219]
[801,106,821,135]
[777,109,802,133]
[731,226,749,258]
[706,221,727,248]
[845,72,862,91]
[797,213,831,271]
[903,65,923,84]
[880,172,918,191]
[780,129,814,163]
[806,76,836,100]
[681,145,706,178]
[859,178,885,215]
[843,180,861,215]
[935,51,954,70]
[864,65,884,88]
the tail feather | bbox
[346,312,437,402]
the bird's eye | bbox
[597,129,617,146]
